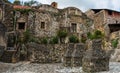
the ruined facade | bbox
[12,2,93,40]
[0,0,13,47]
[85,9,120,39]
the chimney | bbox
[51,2,58,8]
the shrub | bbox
[93,30,103,39]
[69,35,79,43]
[87,32,93,40]
[57,30,68,38]
[41,38,48,44]
[87,30,104,40]
[22,29,31,44]
[111,38,119,48]
[30,37,40,44]
[49,36,58,44]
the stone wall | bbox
[39,4,59,13]
[27,43,67,63]
[85,9,120,38]
[82,39,109,72]
[3,3,13,31]
[34,11,59,37]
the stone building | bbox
[32,3,93,38]
[85,9,120,39]
[0,0,13,47]
[10,2,93,40]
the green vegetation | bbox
[94,30,103,39]
[17,29,31,44]
[111,38,119,48]
[87,30,104,40]
[24,0,41,6]
[69,35,79,43]
[57,30,68,43]
[57,30,68,38]
[49,36,59,44]
[40,37,48,44]
[14,9,33,14]
[13,0,21,5]
[87,32,93,40]
[13,0,41,6]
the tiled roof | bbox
[91,9,120,13]
[13,5,31,9]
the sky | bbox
[9,0,120,12]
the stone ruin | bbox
[72,43,85,67]
[63,43,74,67]
[27,43,66,63]
[63,43,85,67]
[82,39,109,72]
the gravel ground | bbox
[0,62,120,73]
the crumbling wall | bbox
[34,11,59,37]
[3,4,13,31]
[27,43,67,63]
[38,4,59,13]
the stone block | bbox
[63,43,75,67]
[82,39,109,72]
[72,43,85,67]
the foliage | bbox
[41,37,48,44]
[22,29,31,44]
[111,38,119,48]
[69,35,79,43]
[29,37,40,44]
[87,30,104,40]
[49,36,59,44]
[24,0,41,6]
[14,9,33,14]
[93,30,103,39]
[87,32,93,40]
[57,30,68,38]
[13,0,21,5]
[17,29,31,44]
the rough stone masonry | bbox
[82,39,109,72]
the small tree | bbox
[23,29,31,44]
[69,35,79,43]
[24,0,41,6]
[13,0,21,5]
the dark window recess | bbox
[53,4,56,7]
[41,22,45,29]
[109,24,120,33]
[108,11,112,15]
[18,23,25,30]
[116,21,118,24]
[71,23,77,32]
[7,33,15,47]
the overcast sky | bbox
[9,0,120,12]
